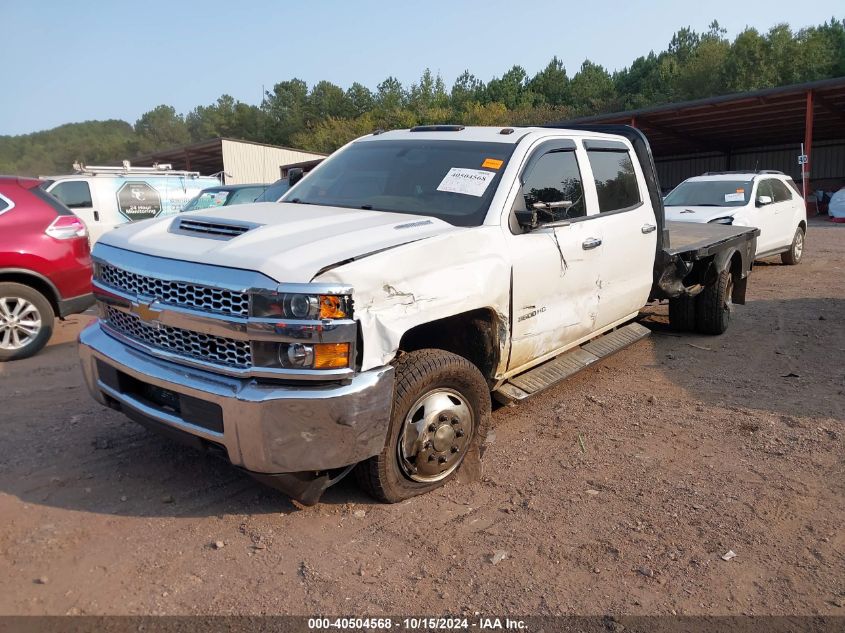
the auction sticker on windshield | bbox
[437,168,496,197]
[724,192,745,202]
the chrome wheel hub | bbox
[794,231,804,258]
[398,388,474,482]
[0,297,42,350]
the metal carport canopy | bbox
[558,77,845,157]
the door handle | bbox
[582,237,602,250]
[641,223,656,234]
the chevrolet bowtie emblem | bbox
[131,300,162,323]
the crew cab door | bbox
[580,141,656,329]
[507,141,603,372]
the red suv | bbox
[0,177,94,360]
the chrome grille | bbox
[105,306,251,368]
[98,264,249,317]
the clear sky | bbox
[3,0,842,135]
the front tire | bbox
[781,227,805,265]
[355,349,491,503]
[0,283,54,361]
[695,268,733,335]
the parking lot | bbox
[0,220,842,616]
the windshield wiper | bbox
[360,204,373,210]
[288,198,311,205]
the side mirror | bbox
[288,167,304,187]
[514,208,538,231]
[756,195,773,206]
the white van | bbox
[44,162,220,243]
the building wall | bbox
[655,139,845,191]
[221,140,325,184]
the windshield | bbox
[183,189,230,211]
[183,186,265,211]
[281,139,516,226]
[254,179,290,202]
[664,180,752,208]
[226,186,266,205]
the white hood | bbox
[99,202,461,282]
[664,205,740,224]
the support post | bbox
[803,90,814,215]
[630,116,637,128]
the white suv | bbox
[664,171,807,264]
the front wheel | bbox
[355,349,491,503]
[781,227,805,265]
[0,282,55,361]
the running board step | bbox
[494,322,651,403]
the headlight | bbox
[708,216,734,225]
[252,292,351,320]
[253,341,351,370]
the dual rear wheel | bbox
[668,268,733,336]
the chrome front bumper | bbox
[79,321,394,474]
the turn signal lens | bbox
[319,295,347,319]
[314,342,350,369]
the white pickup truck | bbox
[79,125,758,504]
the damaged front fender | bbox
[315,227,512,372]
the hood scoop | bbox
[170,216,260,240]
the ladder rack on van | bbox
[72,160,202,178]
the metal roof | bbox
[558,77,845,156]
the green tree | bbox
[723,28,771,92]
[675,21,730,99]
[569,60,616,114]
[187,95,266,142]
[408,69,449,114]
[528,57,571,106]
[346,82,375,117]
[0,120,136,176]
[451,71,485,112]
[765,24,801,85]
[484,66,536,110]
[613,52,667,109]
[794,19,845,81]
[307,80,354,123]
[263,79,309,145]
[292,114,377,154]
[134,105,190,151]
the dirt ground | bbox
[0,220,842,617]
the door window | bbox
[757,180,775,203]
[770,179,793,202]
[50,181,93,209]
[521,150,586,222]
[586,150,641,213]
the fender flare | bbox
[0,267,61,310]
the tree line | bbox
[1,18,843,176]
